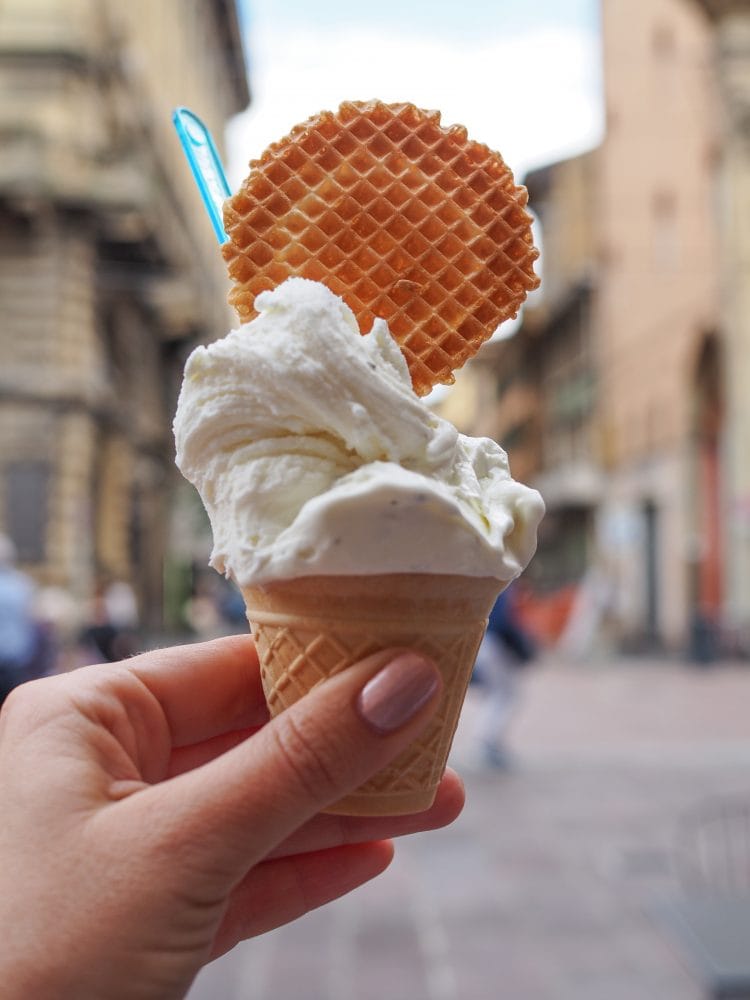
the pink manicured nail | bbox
[357,654,440,734]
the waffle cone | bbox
[223,100,539,396]
[243,573,502,816]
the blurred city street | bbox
[189,655,750,1000]
[4,2,750,996]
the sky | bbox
[227,0,604,188]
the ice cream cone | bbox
[242,573,503,816]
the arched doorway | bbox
[690,333,724,659]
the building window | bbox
[5,461,50,563]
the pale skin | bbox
[0,635,463,999]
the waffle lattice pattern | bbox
[251,617,484,808]
[223,100,540,395]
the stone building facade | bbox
[594,0,720,650]
[469,0,723,652]
[0,0,248,629]
[517,153,599,599]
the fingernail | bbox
[357,653,440,735]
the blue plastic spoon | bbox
[172,107,231,244]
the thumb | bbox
[143,648,441,881]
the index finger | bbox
[127,634,267,747]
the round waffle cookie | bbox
[222,100,540,396]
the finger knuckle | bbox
[269,710,344,804]
[0,677,49,725]
[0,682,30,722]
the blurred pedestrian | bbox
[103,579,139,633]
[0,535,46,705]
[473,585,537,768]
[183,570,234,639]
[33,586,80,675]
[78,580,139,664]
[217,579,248,629]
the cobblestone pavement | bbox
[187,658,750,1000]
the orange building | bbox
[692,0,750,653]
[477,0,722,653]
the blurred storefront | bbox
[0,0,248,630]
[464,0,729,654]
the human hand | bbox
[0,636,463,1000]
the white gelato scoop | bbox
[173,277,544,587]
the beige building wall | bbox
[596,0,720,647]
[0,0,248,628]
[693,0,750,648]
[532,154,598,317]
[471,0,723,651]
